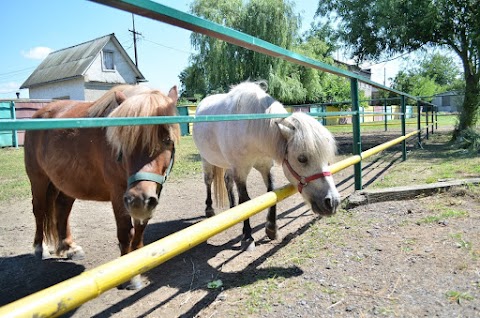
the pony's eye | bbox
[163,137,173,145]
[297,154,308,164]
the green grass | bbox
[326,114,457,134]
[169,136,202,180]
[445,290,474,304]
[0,148,30,201]
[371,131,480,189]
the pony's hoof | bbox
[67,246,85,260]
[120,275,149,290]
[241,240,255,252]
[34,244,52,260]
[206,209,215,218]
[265,224,279,240]
[60,244,85,260]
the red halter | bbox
[283,158,332,193]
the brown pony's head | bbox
[106,86,180,223]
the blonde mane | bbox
[285,112,337,164]
[105,90,180,157]
[87,85,152,118]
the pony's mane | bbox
[87,84,152,118]
[284,112,337,164]
[106,90,180,157]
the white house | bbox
[20,34,146,101]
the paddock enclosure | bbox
[0,1,449,317]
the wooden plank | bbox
[346,178,480,208]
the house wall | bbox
[28,77,85,100]
[84,83,116,101]
[85,41,139,85]
[432,92,464,112]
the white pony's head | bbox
[277,112,340,215]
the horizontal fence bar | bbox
[0,129,420,318]
[2,110,424,131]
[0,112,364,131]
[0,113,291,131]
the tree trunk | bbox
[455,71,480,137]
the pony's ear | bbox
[114,91,127,105]
[168,86,178,104]
[276,120,295,140]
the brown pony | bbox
[24,85,180,289]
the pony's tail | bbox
[213,166,228,208]
[43,182,59,247]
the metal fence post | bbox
[350,78,362,190]
[401,95,407,161]
[10,101,18,148]
[384,97,388,131]
[425,106,429,140]
[417,100,422,145]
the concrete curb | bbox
[345,178,480,209]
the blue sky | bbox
[0,0,397,99]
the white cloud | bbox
[21,46,53,60]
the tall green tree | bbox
[186,0,300,95]
[316,0,480,135]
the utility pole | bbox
[129,13,142,67]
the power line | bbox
[0,66,36,78]
[142,38,193,55]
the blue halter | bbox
[127,147,175,188]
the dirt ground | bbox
[1,131,479,317]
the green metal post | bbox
[425,105,429,139]
[417,101,421,145]
[10,101,18,148]
[384,97,388,131]
[350,78,362,190]
[400,95,407,161]
[431,105,435,134]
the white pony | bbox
[193,82,340,250]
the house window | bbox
[103,50,114,70]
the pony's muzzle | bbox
[123,188,159,221]
[310,193,341,216]
[124,193,159,210]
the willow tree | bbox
[186,0,301,98]
[317,0,480,135]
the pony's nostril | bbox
[123,195,132,207]
[146,196,158,210]
[325,197,333,210]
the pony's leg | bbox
[255,163,278,240]
[232,168,255,251]
[224,169,236,208]
[31,178,53,260]
[112,199,134,256]
[112,198,148,290]
[202,160,215,217]
[124,219,149,290]
[54,191,84,260]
